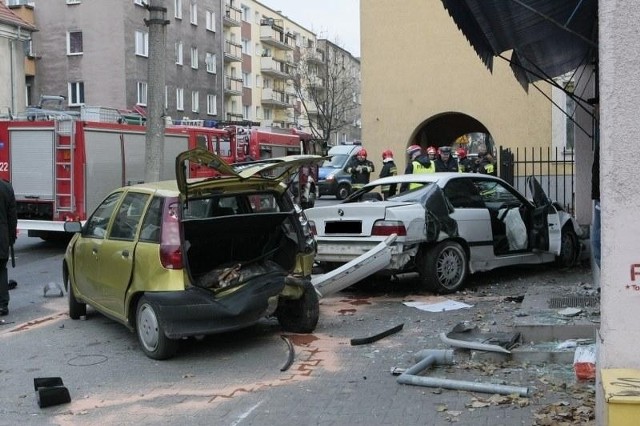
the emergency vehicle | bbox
[0,108,320,239]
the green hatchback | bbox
[63,148,325,359]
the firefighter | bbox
[474,143,497,175]
[379,149,397,199]
[346,148,375,192]
[426,146,438,162]
[0,178,17,317]
[456,147,474,172]
[400,144,435,192]
[434,146,458,172]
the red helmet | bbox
[456,147,467,158]
[382,149,393,160]
[427,146,437,155]
[406,145,422,157]
[357,148,367,159]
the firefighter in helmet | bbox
[379,149,397,199]
[456,147,474,172]
[426,146,438,162]
[346,148,375,192]
[400,144,435,192]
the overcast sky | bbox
[259,0,361,57]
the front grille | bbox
[325,221,362,234]
[548,296,600,309]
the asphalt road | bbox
[0,216,596,425]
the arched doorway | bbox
[409,112,496,157]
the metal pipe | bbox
[396,349,529,397]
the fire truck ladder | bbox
[54,119,75,213]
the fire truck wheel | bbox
[336,183,351,200]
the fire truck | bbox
[0,111,320,239]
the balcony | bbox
[260,23,294,51]
[224,76,242,96]
[261,88,292,109]
[223,4,241,27]
[260,56,290,79]
[307,76,325,91]
[306,50,325,65]
[224,40,242,62]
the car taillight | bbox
[160,199,183,269]
[308,220,317,235]
[372,220,406,236]
[296,204,316,253]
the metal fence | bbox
[499,146,575,214]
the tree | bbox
[291,41,360,151]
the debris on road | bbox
[350,323,404,346]
[280,335,295,372]
[440,321,520,354]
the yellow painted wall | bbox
[361,0,552,171]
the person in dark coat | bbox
[456,147,474,172]
[346,148,375,192]
[434,146,459,172]
[473,143,497,175]
[0,179,17,316]
[379,149,397,199]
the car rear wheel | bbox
[276,281,319,333]
[419,241,468,294]
[136,296,178,360]
[68,282,86,320]
[556,227,578,267]
[336,183,351,200]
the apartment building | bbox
[3,0,360,136]
[0,1,36,115]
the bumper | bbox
[144,272,287,339]
[315,238,405,263]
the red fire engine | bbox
[0,112,320,239]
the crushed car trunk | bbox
[182,212,297,294]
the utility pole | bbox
[144,0,169,183]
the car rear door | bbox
[98,191,150,317]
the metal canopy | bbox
[441,0,598,89]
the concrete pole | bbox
[144,0,169,183]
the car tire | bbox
[418,241,468,294]
[68,281,86,320]
[136,296,178,360]
[336,183,351,200]
[556,226,578,267]
[276,281,319,333]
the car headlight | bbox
[326,174,335,182]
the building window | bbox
[176,88,184,111]
[174,0,182,19]
[68,82,84,106]
[137,82,148,106]
[191,47,198,69]
[190,1,197,25]
[135,31,149,57]
[205,10,215,32]
[66,0,81,5]
[255,106,261,119]
[241,5,250,22]
[164,85,168,109]
[243,105,250,120]
[242,72,251,87]
[191,91,199,112]
[133,0,144,6]
[264,108,272,120]
[207,94,217,115]
[205,52,216,73]
[67,31,83,55]
[242,39,251,55]
[175,41,183,65]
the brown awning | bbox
[441,0,598,89]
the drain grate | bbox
[548,296,600,309]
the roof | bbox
[0,2,36,32]
[440,0,597,89]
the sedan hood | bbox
[176,148,326,197]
